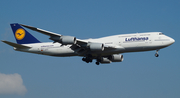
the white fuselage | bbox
[15,32,175,57]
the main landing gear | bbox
[82,54,93,63]
[82,57,100,65]
[96,61,100,65]
[82,57,92,63]
[155,49,159,57]
[82,54,101,65]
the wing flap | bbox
[1,40,31,49]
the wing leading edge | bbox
[20,24,87,45]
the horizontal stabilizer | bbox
[1,40,31,49]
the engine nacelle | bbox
[109,54,123,62]
[50,36,76,45]
[61,36,77,45]
[89,43,104,51]
[100,57,111,64]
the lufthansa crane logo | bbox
[15,28,25,40]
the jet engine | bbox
[109,54,123,62]
[99,57,111,64]
[89,43,104,51]
[61,36,77,45]
[50,36,77,45]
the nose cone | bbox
[163,36,175,46]
[170,38,175,44]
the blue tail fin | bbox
[10,23,41,44]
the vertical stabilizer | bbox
[10,23,41,44]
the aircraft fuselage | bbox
[15,32,174,57]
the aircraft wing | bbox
[20,24,61,37]
[20,24,88,45]
[20,24,118,50]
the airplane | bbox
[2,23,175,65]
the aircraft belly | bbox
[27,46,77,57]
[122,45,168,53]
[90,48,125,56]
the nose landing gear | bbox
[155,49,159,57]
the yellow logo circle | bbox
[15,28,26,40]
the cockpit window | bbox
[159,33,164,35]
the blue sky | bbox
[0,0,179,98]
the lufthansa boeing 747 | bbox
[2,23,175,65]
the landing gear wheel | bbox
[155,53,159,57]
[155,49,159,57]
[96,62,100,65]
[82,57,93,63]
[82,58,86,61]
